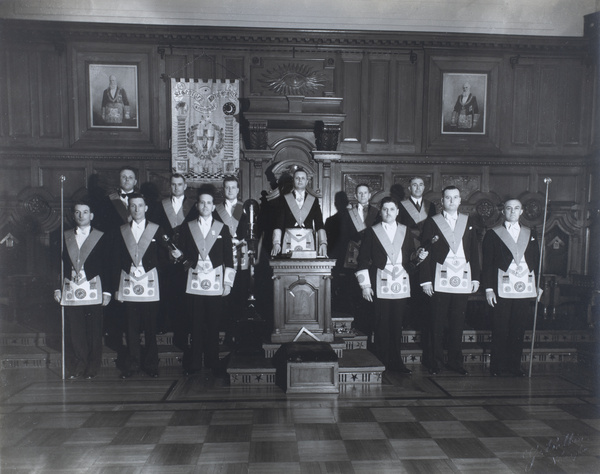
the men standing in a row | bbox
[398,176,437,363]
[151,173,198,338]
[112,193,169,379]
[483,199,540,377]
[340,184,380,337]
[420,186,480,375]
[179,191,235,375]
[54,199,111,379]
[271,168,327,257]
[356,197,417,374]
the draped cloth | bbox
[171,79,240,185]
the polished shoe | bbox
[490,371,500,377]
[119,371,134,379]
[68,372,83,379]
[512,370,526,377]
[84,373,97,380]
[429,368,440,375]
[146,371,159,378]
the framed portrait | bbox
[441,73,487,135]
[89,64,138,129]
[70,45,155,148]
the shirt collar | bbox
[172,195,184,201]
[76,226,91,235]
[132,219,145,228]
[443,211,457,220]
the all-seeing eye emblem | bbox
[259,63,326,96]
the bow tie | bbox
[120,193,129,198]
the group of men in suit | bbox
[330,177,540,377]
[55,165,540,380]
[56,168,245,379]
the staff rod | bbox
[528,177,552,378]
[59,175,66,380]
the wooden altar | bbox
[269,258,336,343]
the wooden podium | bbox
[269,258,336,343]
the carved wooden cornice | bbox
[0,20,591,55]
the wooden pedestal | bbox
[269,258,336,343]
[287,361,339,394]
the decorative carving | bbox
[247,120,268,150]
[11,187,61,233]
[441,175,481,198]
[315,122,341,151]
[259,63,326,96]
[343,174,384,198]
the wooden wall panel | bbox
[562,64,584,146]
[0,166,31,198]
[194,54,217,80]
[40,166,87,198]
[341,56,362,145]
[537,66,560,146]
[489,173,530,199]
[395,61,416,145]
[510,66,535,147]
[37,50,63,139]
[6,51,33,138]
[367,59,389,144]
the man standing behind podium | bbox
[420,186,480,375]
[483,199,540,377]
[271,168,327,257]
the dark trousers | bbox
[161,264,190,351]
[187,295,223,371]
[490,297,532,373]
[124,301,159,373]
[429,292,469,370]
[65,304,104,377]
[222,269,249,339]
[374,297,408,370]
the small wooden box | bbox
[287,361,339,394]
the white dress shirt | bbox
[381,221,397,243]
[171,195,184,215]
[225,199,236,216]
[75,226,90,248]
[293,190,305,208]
[357,204,366,222]
[198,217,212,237]
[443,211,458,231]
[505,222,520,242]
[131,220,146,243]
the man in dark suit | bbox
[94,167,138,354]
[271,167,327,257]
[355,196,419,373]
[483,198,540,377]
[54,199,111,379]
[214,176,249,342]
[397,176,437,358]
[178,191,235,375]
[112,193,170,379]
[95,167,137,232]
[420,186,480,375]
[337,183,380,337]
[150,173,198,338]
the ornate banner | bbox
[171,79,239,186]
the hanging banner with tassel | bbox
[171,79,239,186]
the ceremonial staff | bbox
[528,177,551,378]
[59,175,66,380]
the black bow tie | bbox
[120,193,129,198]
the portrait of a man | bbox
[89,64,138,128]
[442,73,487,135]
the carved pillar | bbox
[241,149,275,200]
[312,151,342,220]
[247,120,269,150]
[315,121,342,151]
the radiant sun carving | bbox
[259,63,326,96]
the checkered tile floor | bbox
[1,364,598,473]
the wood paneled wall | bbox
[0,20,597,283]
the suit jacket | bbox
[179,218,234,272]
[419,213,481,285]
[62,227,112,293]
[110,220,169,290]
[482,224,540,293]
[397,198,436,235]
[214,201,248,240]
[275,191,324,232]
[357,223,415,286]
[95,191,132,232]
[150,196,198,242]
[329,204,380,261]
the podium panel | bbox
[269,258,336,343]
